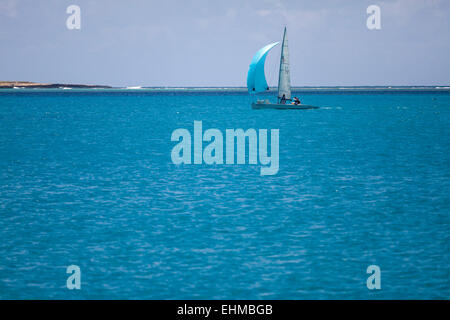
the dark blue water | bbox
[0,90,449,299]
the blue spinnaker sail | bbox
[247,42,279,94]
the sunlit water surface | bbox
[0,90,449,299]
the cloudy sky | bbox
[0,0,449,86]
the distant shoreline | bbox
[0,81,111,89]
[1,82,449,93]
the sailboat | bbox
[247,27,318,110]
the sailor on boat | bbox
[280,94,287,104]
[293,97,301,105]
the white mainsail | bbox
[277,27,291,102]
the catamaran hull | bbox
[251,103,319,110]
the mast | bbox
[277,27,291,102]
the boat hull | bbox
[251,103,319,110]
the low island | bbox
[0,81,111,89]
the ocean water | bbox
[0,89,449,299]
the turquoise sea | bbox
[0,88,449,299]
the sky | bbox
[0,0,449,87]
